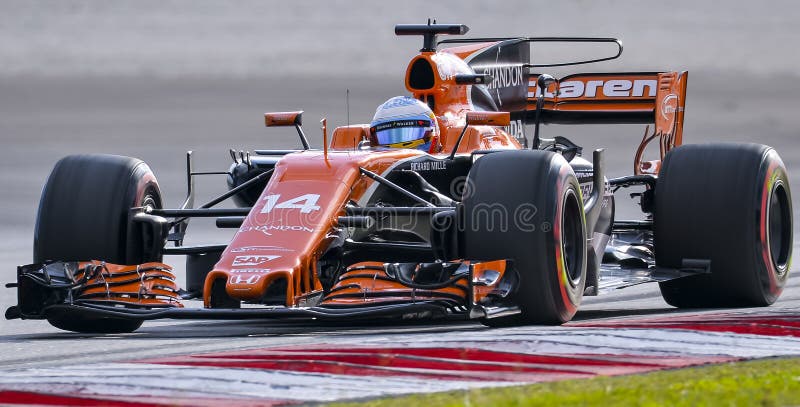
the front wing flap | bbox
[6,261,183,320]
[5,261,464,323]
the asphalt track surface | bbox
[1,1,800,404]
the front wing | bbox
[4,261,477,324]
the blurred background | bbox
[1,0,799,288]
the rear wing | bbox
[530,71,688,174]
[441,37,688,174]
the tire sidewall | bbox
[533,167,586,321]
[556,173,587,313]
[754,149,792,303]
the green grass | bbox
[333,357,800,407]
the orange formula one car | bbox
[6,23,793,333]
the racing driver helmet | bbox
[370,96,440,152]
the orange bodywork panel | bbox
[404,52,473,115]
[470,260,509,304]
[402,52,521,156]
[203,149,426,307]
[330,125,370,150]
[440,125,521,154]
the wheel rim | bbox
[561,189,584,286]
[141,189,159,210]
[134,186,162,263]
[767,181,791,274]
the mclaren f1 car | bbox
[6,22,793,333]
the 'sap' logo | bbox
[232,255,281,266]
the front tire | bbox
[34,154,163,333]
[655,143,793,307]
[462,150,587,325]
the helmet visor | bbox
[372,119,431,145]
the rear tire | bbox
[34,154,163,333]
[655,143,792,307]
[462,150,587,325]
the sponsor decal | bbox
[230,245,294,253]
[261,193,321,214]
[239,225,272,236]
[228,268,271,274]
[438,67,453,81]
[373,120,430,132]
[232,255,280,267]
[579,182,593,200]
[269,225,313,232]
[503,119,525,141]
[433,53,469,81]
[240,225,314,234]
[229,275,260,285]
[481,65,524,90]
[530,79,658,99]
[410,161,447,172]
[661,93,678,120]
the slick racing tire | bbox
[34,154,163,333]
[655,143,792,307]
[462,150,587,325]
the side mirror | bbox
[265,111,303,127]
[537,74,557,91]
[264,111,309,150]
[466,111,511,126]
[532,74,557,149]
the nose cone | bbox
[225,269,290,302]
